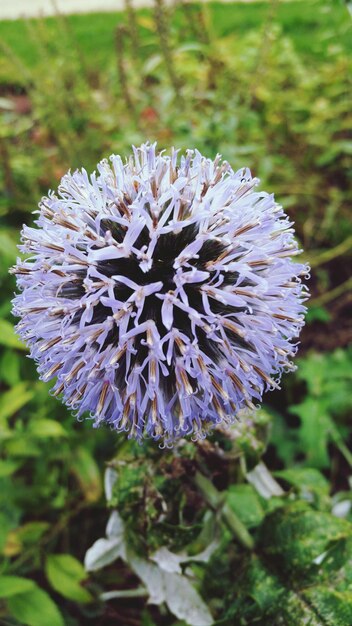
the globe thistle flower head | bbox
[11,143,309,444]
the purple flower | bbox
[11,143,309,444]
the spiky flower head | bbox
[11,143,309,444]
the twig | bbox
[101,587,148,601]
[0,38,33,87]
[308,277,352,308]
[194,471,254,550]
[330,425,352,469]
[50,0,91,81]
[10,500,87,572]
[153,0,183,101]
[308,235,352,268]
[0,138,15,197]
[124,0,140,59]
[115,24,138,126]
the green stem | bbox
[330,426,352,468]
[101,588,148,601]
[308,277,352,307]
[194,472,254,551]
[308,235,352,268]
[153,0,183,101]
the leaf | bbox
[228,556,324,626]
[303,586,352,625]
[150,547,186,574]
[0,459,22,477]
[290,398,332,468]
[104,466,118,501]
[227,503,352,625]
[306,305,332,323]
[129,555,213,626]
[275,467,331,508]
[164,572,213,626]
[0,350,20,386]
[0,383,34,422]
[2,530,22,556]
[84,537,126,572]
[317,140,352,166]
[46,554,92,603]
[269,409,300,465]
[7,585,64,626]
[86,510,213,626]
[175,42,206,54]
[70,446,102,503]
[258,501,350,579]
[4,437,40,457]
[0,514,13,554]
[137,15,155,31]
[106,510,125,540]
[0,319,27,351]
[226,484,265,528]
[29,419,67,438]
[275,468,329,495]
[0,576,35,598]
[246,462,284,500]
[0,230,18,261]
[85,513,126,572]
[3,523,48,558]
[17,522,49,544]
[128,556,165,605]
[84,511,126,572]
[142,53,163,76]
[332,500,352,519]
[151,541,219,574]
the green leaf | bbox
[303,586,352,626]
[275,468,329,494]
[258,501,350,579]
[0,230,18,263]
[7,585,64,626]
[290,398,332,468]
[0,350,20,386]
[226,484,265,528]
[269,408,300,465]
[4,437,40,457]
[0,576,35,598]
[0,514,13,553]
[29,419,67,438]
[0,383,34,422]
[0,319,27,351]
[0,459,22,477]
[70,447,102,503]
[17,522,50,545]
[275,467,330,507]
[227,503,352,625]
[306,305,332,323]
[228,556,323,626]
[46,554,92,603]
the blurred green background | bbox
[0,1,351,625]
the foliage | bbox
[270,348,352,471]
[0,0,351,624]
[225,503,352,625]
[80,446,352,626]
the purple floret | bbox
[11,143,309,443]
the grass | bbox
[0,0,351,86]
